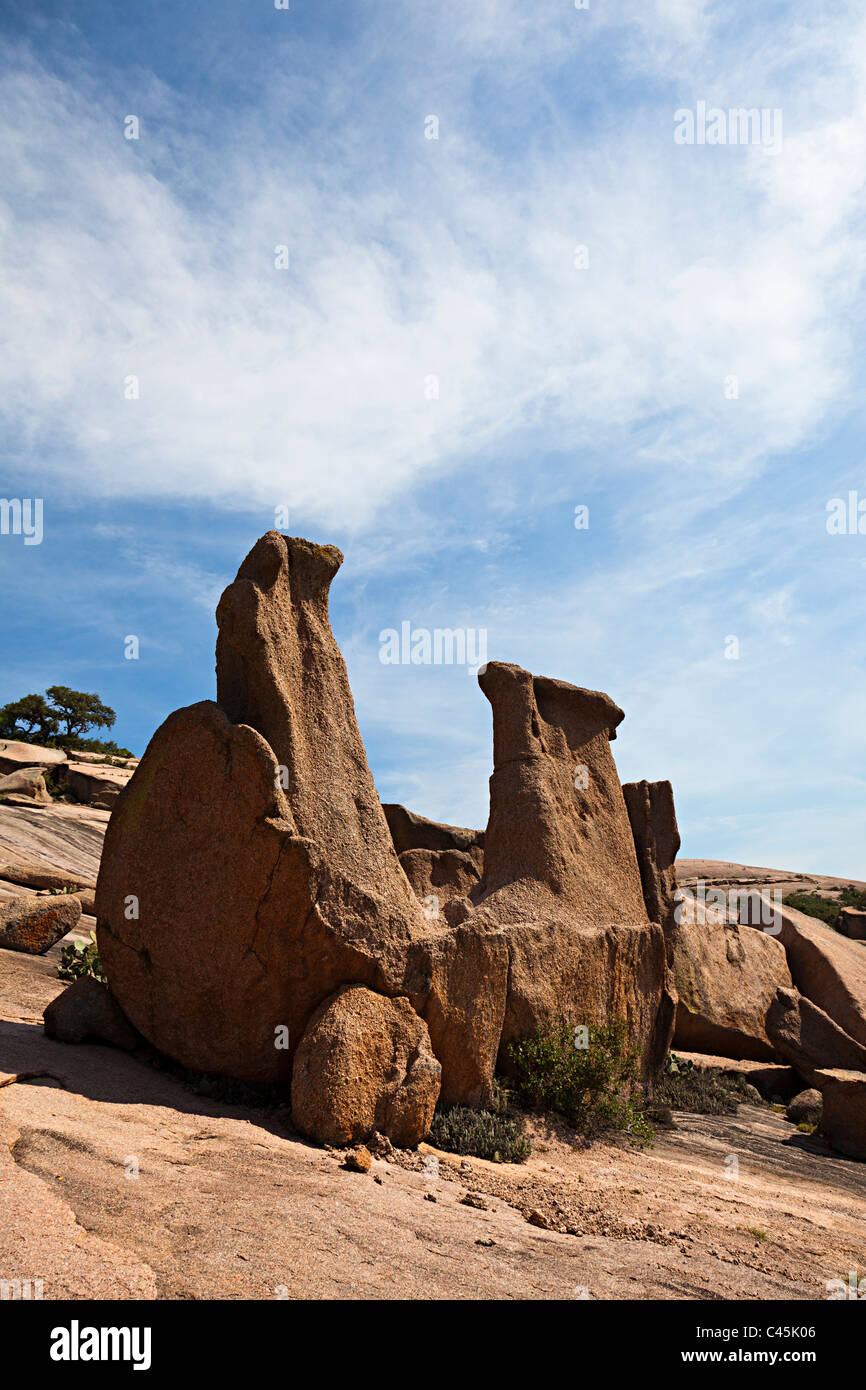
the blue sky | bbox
[1,0,864,875]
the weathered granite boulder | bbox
[97,535,434,1087]
[291,985,440,1147]
[70,889,96,917]
[476,664,641,917]
[622,779,681,936]
[398,847,481,926]
[813,1068,866,1160]
[95,535,673,1133]
[44,977,140,1051]
[744,898,866,1050]
[384,804,485,870]
[406,921,510,1107]
[464,663,669,1085]
[766,986,866,1083]
[214,536,425,929]
[61,762,132,810]
[0,860,96,892]
[0,767,51,804]
[0,741,66,776]
[0,894,80,954]
[672,919,792,1061]
[839,908,866,941]
[786,1088,822,1126]
[621,778,681,1073]
[671,1050,800,1101]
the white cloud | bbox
[1,7,865,532]
[3,4,866,876]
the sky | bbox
[1,0,864,875]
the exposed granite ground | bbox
[0,803,108,890]
[1,810,863,1301]
[677,859,866,903]
[2,941,864,1301]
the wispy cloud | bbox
[1,2,865,875]
[2,4,865,526]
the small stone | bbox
[475,1238,495,1247]
[344,1145,372,1173]
[527,1208,551,1229]
[369,1131,394,1158]
[460,1192,487,1210]
[424,1193,437,1203]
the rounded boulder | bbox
[786,1088,823,1126]
[291,986,441,1148]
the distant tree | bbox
[0,693,59,742]
[45,686,116,740]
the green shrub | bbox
[58,930,106,984]
[783,892,839,929]
[655,1053,756,1115]
[840,884,866,911]
[428,1104,531,1163]
[53,736,134,758]
[742,1226,769,1243]
[507,1016,654,1146]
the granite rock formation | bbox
[623,779,681,938]
[671,919,793,1061]
[462,664,669,1086]
[766,986,866,1084]
[94,534,675,1142]
[291,985,441,1147]
[383,804,485,869]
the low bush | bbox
[428,1104,531,1162]
[507,1016,654,1146]
[655,1054,760,1115]
[53,735,134,758]
[782,891,839,929]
